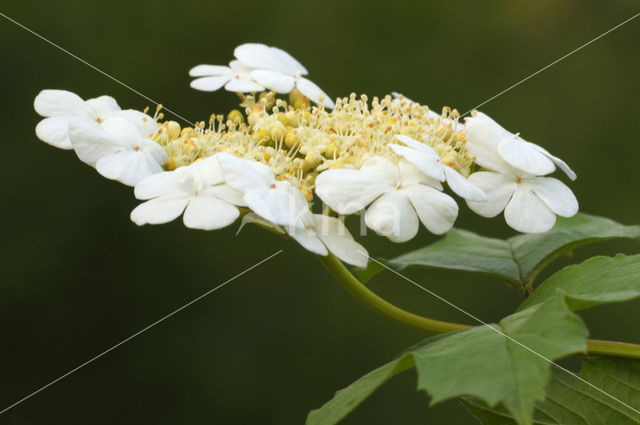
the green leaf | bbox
[307,297,587,425]
[519,254,640,312]
[306,355,414,425]
[355,228,522,285]
[463,357,640,424]
[356,213,640,286]
[509,214,640,280]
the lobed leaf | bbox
[463,357,640,424]
[307,297,588,425]
[356,213,640,286]
[518,254,640,312]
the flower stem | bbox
[317,253,467,333]
[318,253,640,360]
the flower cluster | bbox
[34,43,579,267]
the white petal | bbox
[243,182,312,228]
[270,46,308,75]
[100,116,144,144]
[134,171,183,200]
[287,226,328,256]
[365,191,419,242]
[111,109,158,137]
[275,181,315,228]
[466,171,517,217]
[296,77,334,109]
[203,184,246,207]
[184,156,224,186]
[526,141,577,181]
[360,156,401,180]
[33,89,94,118]
[188,65,233,77]
[529,177,578,217]
[138,138,169,167]
[314,215,368,268]
[85,95,121,118]
[443,166,487,201]
[217,152,275,192]
[464,112,513,173]
[403,184,459,235]
[504,185,556,233]
[190,76,231,92]
[35,115,83,149]
[234,43,288,73]
[498,136,556,176]
[182,195,239,230]
[315,169,392,214]
[69,121,126,166]
[228,60,252,73]
[224,78,265,93]
[130,196,190,225]
[250,70,296,93]
[389,143,444,181]
[398,160,443,189]
[96,151,162,186]
[393,135,434,154]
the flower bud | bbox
[270,122,286,141]
[285,111,298,127]
[304,150,322,170]
[259,92,275,110]
[165,121,181,140]
[290,88,310,109]
[284,130,298,148]
[227,109,245,125]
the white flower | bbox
[34,89,158,149]
[315,156,459,242]
[130,156,243,230]
[217,152,314,229]
[464,112,578,233]
[390,135,487,201]
[216,152,366,264]
[234,43,335,109]
[68,117,168,186]
[287,215,369,268]
[465,111,576,180]
[189,60,265,93]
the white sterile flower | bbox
[466,168,578,234]
[390,135,487,202]
[465,111,576,180]
[69,117,168,186]
[287,215,369,268]
[130,156,244,230]
[217,152,314,229]
[234,43,335,109]
[34,89,158,150]
[315,156,459,242]
[189,60,265,93]
[464,111,578,233]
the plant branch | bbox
[318,253,640,360]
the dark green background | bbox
[1,0,639,423]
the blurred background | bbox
[1,0,639,423]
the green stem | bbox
[318,253,640,360]
[318,253,467,333]
[586,339,640,359]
